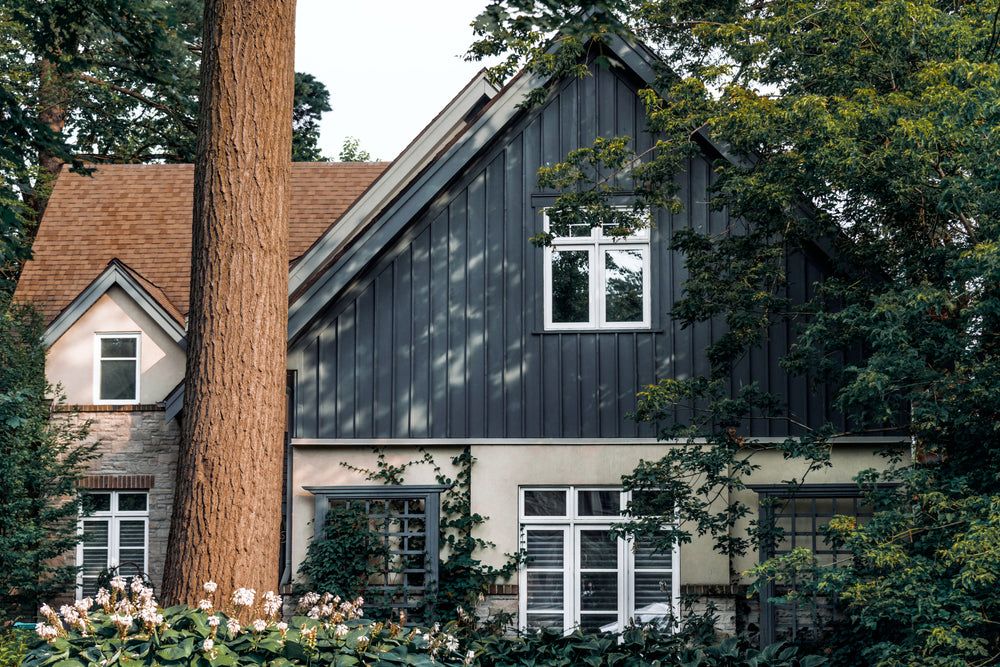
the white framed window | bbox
[519,486,679,634]
[78,491,149,596]
[542,214,651,330]
[94,333,140,404]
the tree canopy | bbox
[472,0,1000,664]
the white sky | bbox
[294,0,496,162]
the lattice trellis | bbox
[751,484,875,646]
[305,486,448,623]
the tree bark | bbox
[161,0,295,605]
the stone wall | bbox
[66,405,180,593]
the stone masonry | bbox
[65,405,180,594]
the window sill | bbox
[532,327,663,335]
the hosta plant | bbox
[22,579,472,667]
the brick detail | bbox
[54,404,166,413]
[487,583,518,596]
[79,474,155,489]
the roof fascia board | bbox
[287,75,499,295]
[287,66,550,342]
[43,264,188,349]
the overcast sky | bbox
[294,0,496,162]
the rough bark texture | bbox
[161,0,295,605]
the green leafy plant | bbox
[0,628,31,667]
[296,504,392,616]
[24,582,472,667]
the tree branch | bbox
[77,73,197,133]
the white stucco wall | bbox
[46,285,186,405]
[290,440,899,589]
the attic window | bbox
[542,213,651,330]
[95,333,140,404]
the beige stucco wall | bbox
[291,440,898,590]
[47,286,185,405]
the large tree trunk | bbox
[161,0,295,605]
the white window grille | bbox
[542,214,651,330]
[518,486,679,634]
[77,491,149,597]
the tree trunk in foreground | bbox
[161,0,295,605]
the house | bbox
[14,35,893,642]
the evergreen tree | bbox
[0,297,96,621]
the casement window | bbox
[305,485,447,624]
[78,491,149,596]
[752,484,875,645]
[94,333,140,404]
[519,486,679,634]
[542,215,651,330]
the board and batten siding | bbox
[289,61,842,440]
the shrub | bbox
[0,628,31,667]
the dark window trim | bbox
[304,485,449,620]
[750,483,881,646]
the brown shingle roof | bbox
[15,161,388,326]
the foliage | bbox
[297,504,391,613]
[471,627,823,667]
[0,297,97,622]
[292,73,332,162]
[0,629,31,667]
[336,447,520,627]
[470,0,1000,663]
[25,582,473,667]
[338,137,372,162]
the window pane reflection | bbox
[605,249,643,322]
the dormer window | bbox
[95,333,140,404]
[543,215,651,330]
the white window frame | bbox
[77,491,149,597]
[94,332,141,405]
[518,486,680,634]
[542,213,652,330]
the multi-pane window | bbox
[78,491,149,596]
[542,216,651,330]
[752,484,875,645]
[519,487,678,634]
[94,333,140,404]
[305,486,447,624]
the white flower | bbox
[252,619,267,633]
[35,623,59,642]
[59,605,80,625]
[202,638,214,651]
[198,599,213,611]
[110,575,127,591]
[208,616,220,628]
[232,587,255,607]
[334,624,349,637]
[276,622,288,632]
[95,588,111,606]
[227,617,241,636]
[130,578,146,594]
[203,581,218,593]
[464,649,476,666]
[262,591,282,617]
[307,606,320,619]
[74,597,92,613]
[446,635,459,652]
[39,604,53,618]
